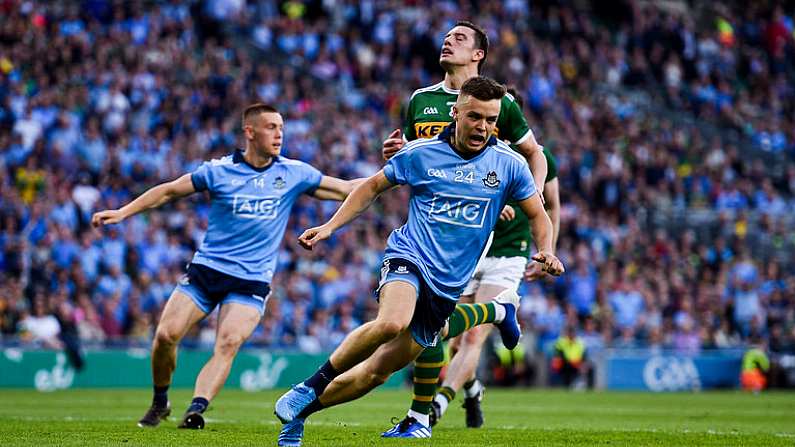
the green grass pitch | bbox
[0,388,793,446]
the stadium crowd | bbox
[1,0,794,366]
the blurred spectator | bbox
[0,0,792,356]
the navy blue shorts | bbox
[376,258,457,348]
[175,263,270,315]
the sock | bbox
[296,398,324,419]
[435,386,455,415]
[410,343,446,415]
[464,379,483,398]
[187,396,209,414]
[153,385,169,407]
[445,303,498,340]
[304,360,338,397]
[494,302,506,323]
[407,409,430,427]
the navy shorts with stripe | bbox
[376,258,457,348]
[175,263,270,315]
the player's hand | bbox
[382,128,404,161]
[298,225,333,250]
[524,261,548,281]
[499,205,516,221]
[91,209,125,227]
[531,251,564,276]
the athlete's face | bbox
[244,112,283,157]
[452,94,500,153]
[439,26,484,70]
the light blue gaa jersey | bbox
[190,150,322,283]
[383,125,536,301]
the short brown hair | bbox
[455,20,489,73]
[242,103,279,126]
[460,76,506,102]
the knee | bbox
[372,319,407,342]
[154,327,181,348]
[214,333,245,357]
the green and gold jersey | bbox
[402,81,552,259]
[403,81,532,144]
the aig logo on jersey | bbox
[428,193,491,228]
[233,194,280,220]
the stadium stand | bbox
[0,1,793,384]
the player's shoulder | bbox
[208,153,235,166]
[491,140,527,167]
[392,137,441,159]
[501,91,517,104]
[408,81,447,101]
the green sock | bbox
[410,342,446,415]
[438,385,456,403]
[445,302,497,340]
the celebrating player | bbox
[430,87,561,429]
[92,103,360,430]
[273,77,564,446]
[381,21,560,433]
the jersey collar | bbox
[438,123,498,161]
[234,149,278,173]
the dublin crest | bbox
[483,171,500,188]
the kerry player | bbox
[92,104,360,430]
[273,77,564,446]
[381,21,557,432]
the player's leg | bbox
[435,256,526,427]
[275,276,417,424]
[275,277,420,447]
[323,326,424,407]
[138,288,208,427]
[440,283,506,427]
[179,300,262,429]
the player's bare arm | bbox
[515,137,547,198]
[516,194,564,276]
[525,177,561,280]
[299,170,393,249]
[311,176,367,201]
[91,173,196,227]
[544,177,561,248]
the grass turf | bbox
[0,388,793,446]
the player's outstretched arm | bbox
[91,173,196,227]
[515,137,548,199]
[311,176,366,201]
[298,170,393,250]
[516,194,564,276]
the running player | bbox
[92,103,360,430]
[273,77,564,446]
[381,21,558,432]
[431,88,561,428]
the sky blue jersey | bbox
[190,150,322,283]
[382,125,537,301]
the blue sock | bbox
[188,397,209,414]
[153,385,169,408]
[304,360,338,397]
